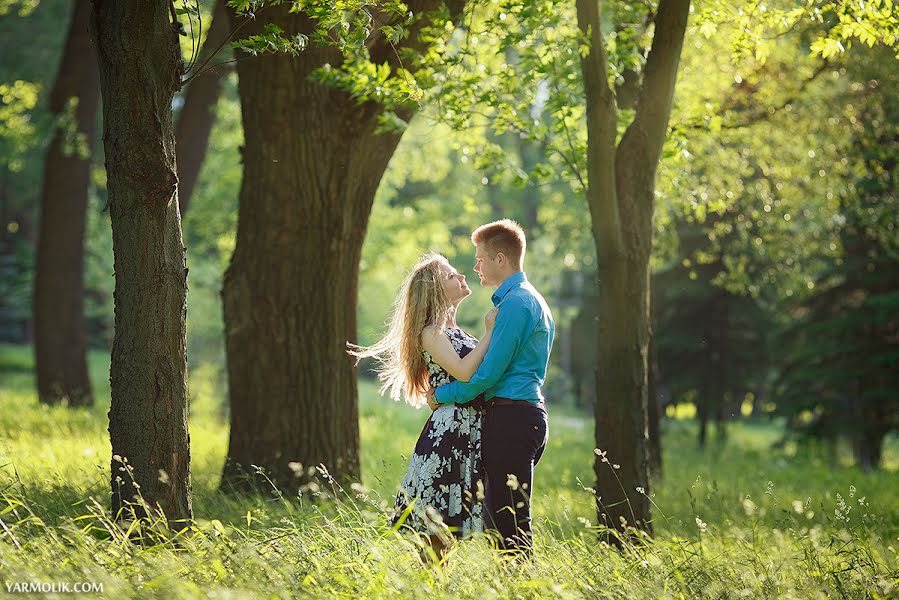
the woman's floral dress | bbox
[392,327,486,539]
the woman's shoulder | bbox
[421,323,444,339]
[421,324,448,348]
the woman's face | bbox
[439,262,470,305]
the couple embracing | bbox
[350,219,555,562]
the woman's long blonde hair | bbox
[347,253,454,408]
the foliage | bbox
[0,80,41,171]
[771,45,899,469]
[693,0,899,64]
[654,205,776,437]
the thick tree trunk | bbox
[220,4,463,495]
[174,0,230,214]
[93,0,192,525]
[578,0,690,544]
[220,43,379,490]
[33,0,99,407]
[599,140,657,536]
[593,253,653,536]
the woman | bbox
[348,253,496,561]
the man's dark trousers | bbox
[482,400,548,555]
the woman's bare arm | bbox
[421,308,497,382]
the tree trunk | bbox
[851,380,889,472]
[174,0,230,214]
[220,2,465,495]
[593,255,653,536]
[578,0,690,543]
[92,0,192,525]
[697,389,709,448]
[647,302,662,477]
[33,0,99,407]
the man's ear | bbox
[495,252,506,266]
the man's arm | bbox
[435,296,533,404]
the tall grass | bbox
[1,343,897,598]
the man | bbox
[427,219,554,556]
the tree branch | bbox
[630,0,691,161]
[182,0,249,85]
[576,0,624,259]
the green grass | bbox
[1,342,897,598]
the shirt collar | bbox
[491,271,527,306]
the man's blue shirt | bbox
[435,271,555,404]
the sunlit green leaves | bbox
[693,0,899,63]
[230,23,309,56]
[0,0,38,17]
[0,80,41,172]
[309,59,421,109]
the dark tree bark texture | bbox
[220,1,465,495]
[577,0,690,543]
[92,0,192,524]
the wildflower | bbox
[695,517,708,533]
[158,470,170,484]
[506,474,519,490]
[742,497,757,516]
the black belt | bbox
[489,397,545,408]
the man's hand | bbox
[426,387,439,411]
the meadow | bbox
[1,343,897,598]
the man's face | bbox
[473,242,503,288]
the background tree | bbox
[32,0,98,407]
[0,1,69,345]
[92,0,192,523]
[577,0,690,541]
[219,0,468,494]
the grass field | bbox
[1,343,897,598]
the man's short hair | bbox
[471,219,526,267]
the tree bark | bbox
[647,295,662,476]
[220,1,466,495]
[578,0,690,543]
[33,0,99,407]
[174,0,230,214]
[92,0,192,525]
